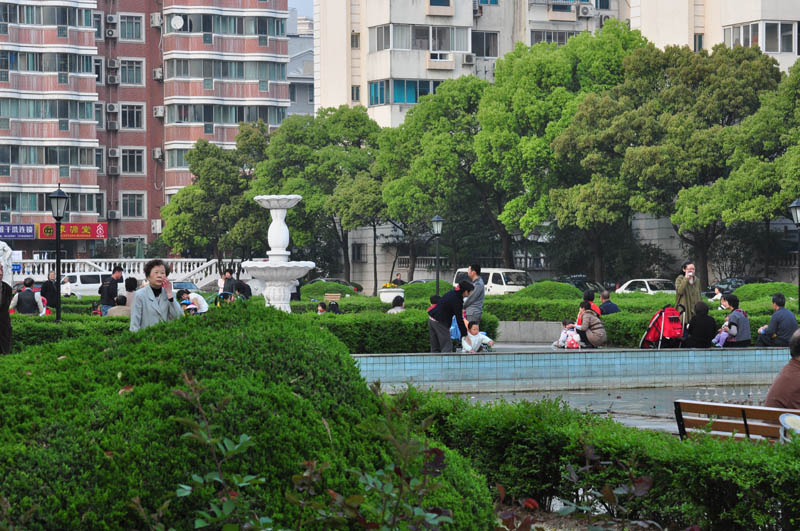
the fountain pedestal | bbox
[242,195,315,312]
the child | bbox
[712,317,730,347]
[553,319,579,348]
[317,302,327,314]
[461,321,494,353]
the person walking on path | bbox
[40,270,59,311]
[757,293,798,347]
[99,266,123,316]
[10,277,44,316]
[130,259,183,332]
[428,280,473,353]
[463,264,485,324]
[676,261,701,325]
[0,265,13,353]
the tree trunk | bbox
[407,241,417,281]
[501,232,514,268]
[341,230,350,282]
[695,243,709,291]
[763,219,771,278]
[372,223,378,296]
[590,234,603,283]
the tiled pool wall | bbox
[353,348,792,393]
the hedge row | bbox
[9,314,129,352]
[733,281,798,301]
[401,390,800,530]
[0,305,493,529]
[300,310,500,354]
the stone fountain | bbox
[241,195,315,312]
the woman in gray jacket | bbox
[130,259,183,332]
[568,301,606,348]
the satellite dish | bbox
[170,15,184,30]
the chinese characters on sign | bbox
[36,223,108,240]
[0,224,35,239]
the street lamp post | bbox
[48,185,69,323]
[432,215,444,296]
[789,200,800,316]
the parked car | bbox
[12,281,42,293]
[306,277,360,293]
[62,272,120,298]
[617,278,676,295]
[703,277,773,298]
[172,281,200,293]
[553,275,605,294]
[453,268,532,295]
[406,278,437,284]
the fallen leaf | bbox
[24,371,31,376]
[104,451,113,458]
[118,385,134,395]
[57,356,67,361]
[321,417,332,444]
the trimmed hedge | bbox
[0,305,493,529]
[402,281,454,301]
[403,389,800,530]
[734,282,799,302]
[301,281,360,301]
[301,310,500,353]
[512,280,582,299]
[9,314,129,352]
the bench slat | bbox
[324,293,342,302]
[675,400,800,422]
[683,416,782,439]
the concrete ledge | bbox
[497,321,562,343]
[353,347,791,394]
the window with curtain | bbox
[764,23,778,52]
[412,26,429,50]
[393,25,411,50]
[432,26,452,51]
[781,23,793,52]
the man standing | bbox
[463,264,485,324]
[10,277,44,315]
[765,330,800,409]
[393,273,406,286]
[757,293,798,347]
[40,270,59,311]
[599,291,620,315]
[0,265,12,353]
[99,266,123,316]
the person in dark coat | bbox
[234,280,252,300]
[40,270,59,310]
[428,280,474,353]
[222,269,237,294]
[0,264,12,354]
[682,301,717,348]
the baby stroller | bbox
[639,305,685,349]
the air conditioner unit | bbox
[108,148,121,158]
[107,210,120,219]
[152,147,163,160]
[150,13,163,28]
[151,219,162,234]
[107,120,119,131]
[106,14,118,24]
[105,28,118,39]
[152,105,165,118]
[577,4,595,17]
[107,166,120,176]
[107,58,120,69]
[106,75,119,85]
[106,103,119,113]
[152,67,163,81]
[463,53,475,65]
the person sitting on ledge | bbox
[757,293,798,347]
[598,290,620,315]
[462,321,494,353]
[683,301,717,348]
[764,329,800,409]
[387,295,405,314]
[568,301,606,348]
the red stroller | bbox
[639,305,685,349]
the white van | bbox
[63,272,121,298]
[453,268,532,295]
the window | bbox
[765,23,779,52]
[751,23,759,47]
[351,243,366,263]
[733,26,741,47]
[393,25,411,49]
[167,149,188,169]
[432,26,452,51]
[95,103,104,129]
[430,0,450,5]
[121,236,145,257]
[393,80,418,104]
[307,84,314,104]
[370,25,390,52]
[93,57,104,84]
[120,59,143,85]
[119,15,143,41]
[351,32,360,49]
[412,26,429,50]
[472,31,498,57]
[95,148,104,174]
[694,33,703,52]
[72,193,103,215]
[93,12,103,40]
[595,0,609,8]
[120,104,143,129]
[351,85,360,102]
[552,3,571,12]
[121,194,144,217]
[781,23,793,53]
[289,84,296,102]
[121,148,144,174]
[531,30,580,46]
[369,80,387,105]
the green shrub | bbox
[402,281,454,301]
[9,314,129,352]
[0,306,492,529]
[291,297,388,313]
[603,312,771,347]
[512,281,582,299]
[300,310,500,353]
[300,281,360,301]
[734,282,799,302]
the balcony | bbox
[0,25,95,48]
[163,34,288,56]
[0,72,96,94]
[165,123,241,144]
[426,52,454,70]
[0,120,97,142]
[162,0,287,11]
[165,169,193,190]
[164,78,289,101]
[0,166,97,187]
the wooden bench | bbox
[323,293,341,302]
[674,399,800,441]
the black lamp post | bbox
[48,185,69,323]
[432,215,444,296]
[790,199,800,316]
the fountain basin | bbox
[254,195,302,210]
[243,260,315,312]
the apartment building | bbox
[287,9,314,116]
[0,0,290,259]
[630,0,800,71]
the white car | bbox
[617,278,676,295]
[453,267,532,295]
